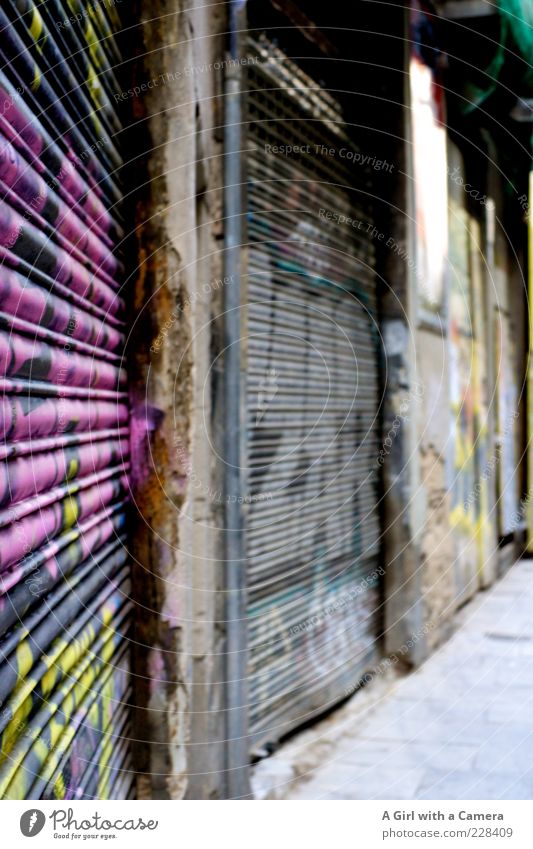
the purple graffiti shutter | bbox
[0,1,132,799]
[244,37,382,749]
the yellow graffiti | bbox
[29,6,44,44]
[63,494,80,531]
[16,640,34,679]
[30,64,41,93]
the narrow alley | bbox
[2,0,533,818]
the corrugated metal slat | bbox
[245,36,382,748]
[0,1,132,799]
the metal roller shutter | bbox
[0,0,132,799]
[245,37,382,746]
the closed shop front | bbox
[0,1,132,798]
[447,143,479,605]
[244,36,382,747]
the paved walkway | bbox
[288,559,533,800]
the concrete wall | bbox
[125,0,228,799]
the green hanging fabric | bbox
[499,0,533,60]
[461,1,533,116]
[462,15,508,113]
[498,1,533,152]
